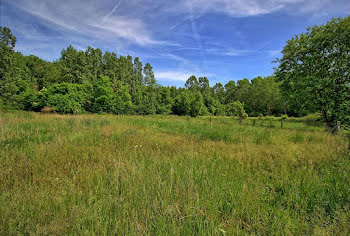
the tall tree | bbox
[185,75,199,92]
[198,77,210,94]
[275,16,350,128]
[0,27,31,109]
[213,82,225,103]
[224,80,237,103]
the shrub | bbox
[232,101,248,124]
[20,89,42,111]
[303,113,322,126]
[41,83,87,114]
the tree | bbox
[198,77,210,94]
[249,76,283,116]
[213,82,225,103]
[185,75,199,91]
[156,87,173,115]
[90,75,114,113]
[173,90,191,116]
[232,101,248,124]
[41,83,88,114]
[58,45,99,84]
[224,80,237,104]
[0,27,17,108]
[143,63,156,87]
[0,28,34,109]
[235,79,252,114]
[112,85,134,115]
[189,91,205,117]
[85,46,103,79]
[24,55,60,90]
[275,17,350,128]
[0,26,16,49]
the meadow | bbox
[0,112,349,235]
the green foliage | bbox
[156,87,173,115]
[173,90,205,117]
[0,27,31,109]
[20,89,42,111]
[189,91,204,117]
[173,91,192,116]
[42,83,88,114]
[303,113,323,126]
[232,101,248,120]
[112,85,134,115]
[1,22,346,120]
[184,75,199,91]
[0,26,288,117]
[275,16,350,128]
[90,75,114,113]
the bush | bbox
[233,101,248,122]
[20,89,42,111]
[42,83,88,114]
[303,113,323,125]
[281,114,288,121]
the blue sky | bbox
[1,0,350,86]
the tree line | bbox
[1,16,349,129]
[0,27,287,117]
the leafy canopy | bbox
[275,16,350,128]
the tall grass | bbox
[0,112,349,234]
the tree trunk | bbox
[322,109,332,130]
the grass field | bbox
[1,112,350,235]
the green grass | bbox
[1,112,349,235]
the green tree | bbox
[250,76,283,116]
[41,83,88,114]
[112,85,134,115]
[185,75,199,92]
[156,87,173,115]
[235,79,252,114]
[90,75,114,113]
[189,91,205,117]
[59,45,93,84]
[173,91,191,116]
[224,80,237,103]
[24,55,60,90]
[232,101,248,124]
[213,82,225,103]
[0,28,34,109]
[275,17,350,128]
[198,77,210,94]
[143,63,156,87]
[0,27,18,108]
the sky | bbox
[1,0,350,87]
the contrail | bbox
[103,0,122,22]
[188,3,207,70]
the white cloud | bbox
[155,71,193,82]
[205,48,253,56]
[8,0,165,46]
[180,0,336,17]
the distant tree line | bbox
[1,16,349,128]
[0,27,287,117]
